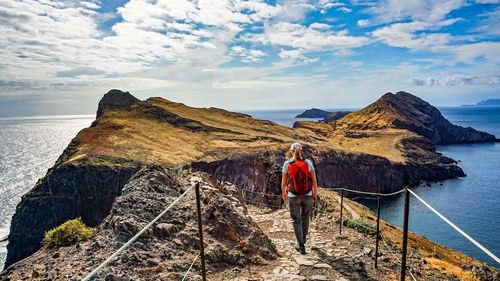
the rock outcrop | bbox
[335,91,497,144]
[3,89,496,269]
[1,166,277,280]
[4,163,138,268]
[96,89,139,118]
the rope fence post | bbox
[195,183,207,281]
[339,188,344,235]
[375,191,381,269]
[400,187,410,281]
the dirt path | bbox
[209,199,401,281]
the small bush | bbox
[43,217,95,247]
[344,218,377,236]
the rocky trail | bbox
[208,195,403,281]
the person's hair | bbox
[293,147,303,161]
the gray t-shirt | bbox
[282,158,314,197]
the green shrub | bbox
[43,217,95,247]
[343,218,377,236]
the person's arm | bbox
[281,173,288,202]
[311,170,318,202]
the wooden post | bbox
[400,188,410,281]
[339,188,344,235]
[375,192,381,269]
[195,183,207,281]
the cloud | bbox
[337,7,352,13]
[309,22,331,29]
[368,0,466,24]
[451,41,500,64]
[212,79,295,89]
[230,46,267,63]
[244,22,369,53]
[475,7,500,36]
[357,19,370,27]
[372,20,459,50]
[475,0,500,3]
[56,67,106,77]
[278,49,318,63]
[409,75,500,86]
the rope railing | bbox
[82,183,197,281]
[408,188,500,265]
[181,253,201,281]
[78,182,499,281]
[340,187,406,197]
[380,233,418,281]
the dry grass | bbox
[62,96,444,168]
[426,258,480,281]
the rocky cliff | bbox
[335,91,497,144]
[3,89,495,270]
[1,166,277,280]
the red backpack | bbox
[287,160,311,196]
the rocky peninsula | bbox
[1,90,498,280]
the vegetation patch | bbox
[43,218,95,247]
[343,218,377,236]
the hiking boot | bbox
[295,244,306,255]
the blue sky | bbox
[0,0,499,115]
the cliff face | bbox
[4,89,492,268]
[2,166,277,280]
[5,163,138,268]
[335,91,497,144]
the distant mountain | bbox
[462,99,500,107]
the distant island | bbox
[295,108,351,122]
[462,99,500,107]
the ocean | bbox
[0,115,95,268]
[0,107,498,269]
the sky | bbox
[0,0,499,116]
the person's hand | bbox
[282,192,288,202]
[312,190,317,202]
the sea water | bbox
[0,115,94,268]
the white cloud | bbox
[0,0,286,94]
[244,22,369,53]
[475,0,500,3]
[278,49,318,63]
[451,41,500,64]
[80,1,100,10]
[475,7,500,36]
[357,19,370,27]
[410,75,500,86]
[230,46,267,63]
[337,7,352,13]
[309,22,331,29]
[372,21,457,50]
[368,0,466,24]
[317,0,346,10]
[212,79,295,89]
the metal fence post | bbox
[375,192,381,269]
[400,187,410,281]
[339,188,344,235]
[195,183,207,281]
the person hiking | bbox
[281,142,318,255]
